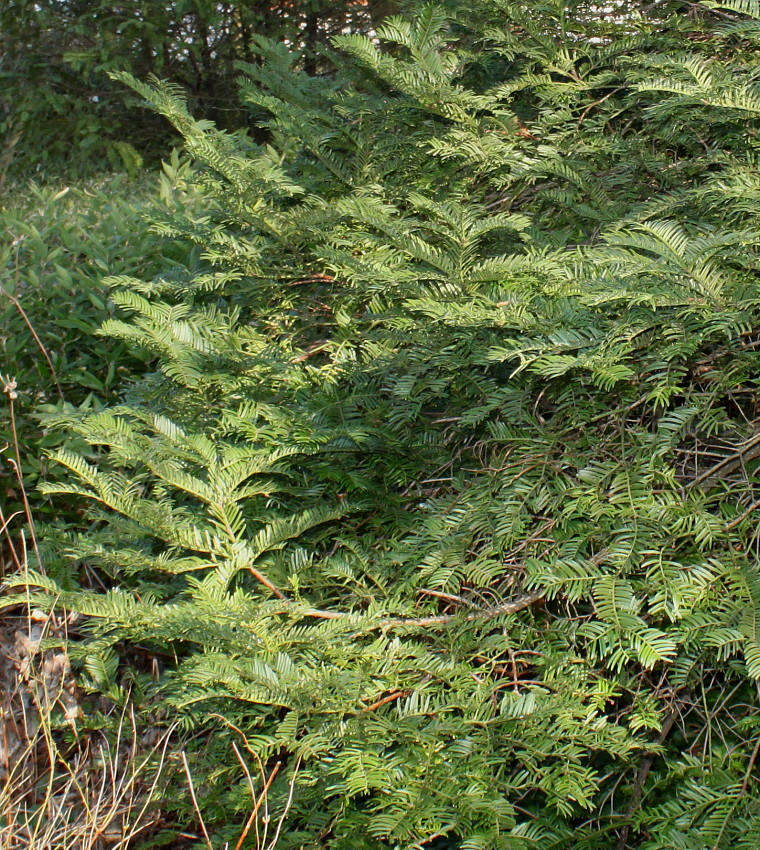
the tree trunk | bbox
[369,0,398,28]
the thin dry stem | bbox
[0,286,64,401]
[181,749,214,850]
[234,760,281,850]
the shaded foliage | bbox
[0,0,399,176]
[0,174,181,524]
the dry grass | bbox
[194,717,302,850]
[0,545,299,850]
[0,513,176,850]
[0,595,176,850]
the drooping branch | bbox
[277,590,545,631]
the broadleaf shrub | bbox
[12,2,760,847]
[0,172,195,523]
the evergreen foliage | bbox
[10,1,760,846]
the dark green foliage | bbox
[0,0,396,178]
[9,1,760,847]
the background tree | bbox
[0,0,395,176]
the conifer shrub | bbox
[9,2,760,846]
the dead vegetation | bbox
[0,532,174,850]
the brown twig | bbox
[0,504,23,572]
[741,733,760,795]
[503,520,558,562]
[234,760,281,850]
[686,431,760,490]
[361,689,412,713]
[587,394,650,425]
[265,756,302,850]
[577,88,624,128]
[417,588,477,608]
[286,273,336,287]
[375,591,543,629]
[245,565,287,600]
[289,340,330,363]
[724,499,760,532]
[262,591,544,637]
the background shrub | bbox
[0,0,400,179]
